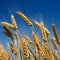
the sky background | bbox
[0,0,60,51]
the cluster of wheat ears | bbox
[0,11,60,60]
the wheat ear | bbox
[17,11,33,26]
[52,24,60,44]
[34,21,50,42]
[11,15,17,29]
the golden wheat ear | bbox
[16,11,33,26]
[11,15,18,29]
[3,26,14,40]
[34,21,49,42]
[21,37,30,60]
[52,24,60,45]
[32,31,42,46]
[1,22,17,30]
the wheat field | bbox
[0,11,60,60]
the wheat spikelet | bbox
[17,12,33,26]
[11,15,17,29]
[44,27,50,38]
[36,44,46,58]
[45,42,51,52]
[34,21,40,28]
[32,32,42,45]
[1,22,17,30]
[44,42,55,60]
[3,26,14,40]
[34,21,49,42]
[21,37,30,60]
[52,24,60,44]
[17,37,29,60]
[41,45,51,60]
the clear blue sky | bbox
[0,0,60,50]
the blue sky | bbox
[0,0,60,50]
